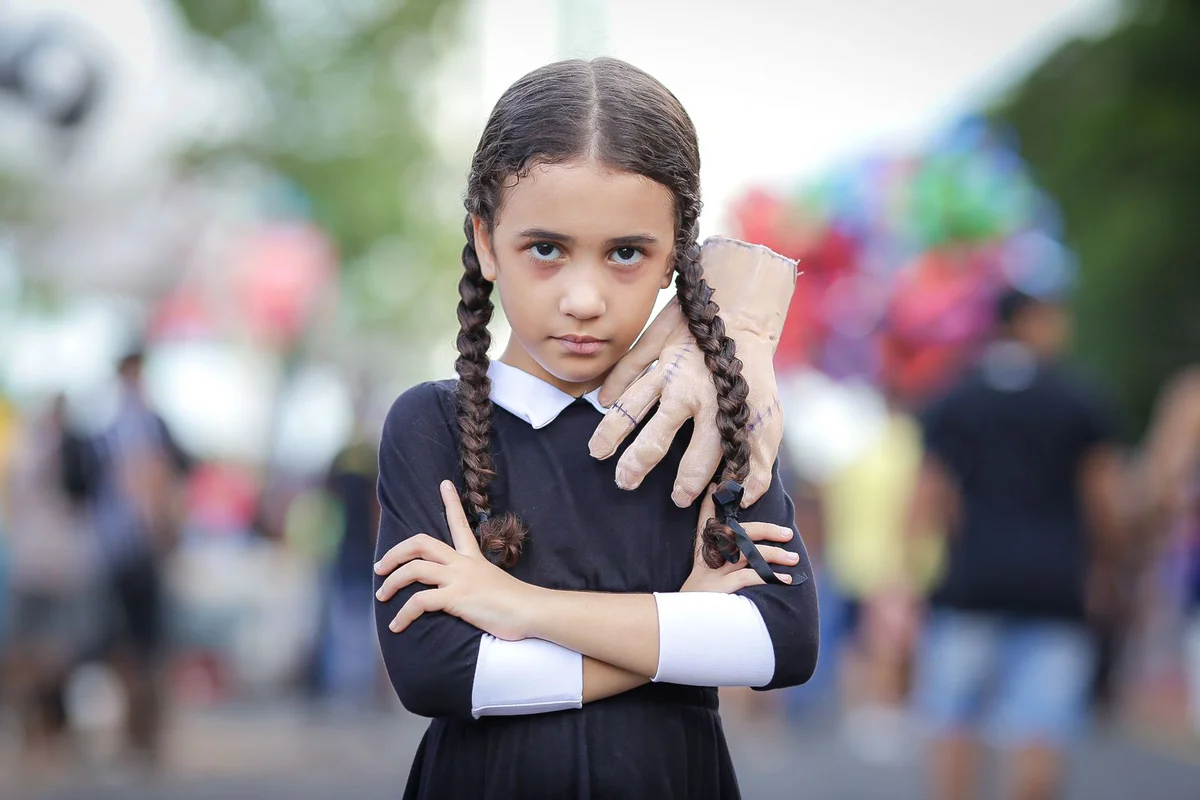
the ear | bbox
[471,216,498,282]
[660,264,675,290]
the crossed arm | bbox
[374,479,813,719]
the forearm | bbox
[1082,447,1127,562]
[525,589,660,677]
[521,588,782,688]
[700,237,796,341]
[583,656,649,702]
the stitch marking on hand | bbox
[611,401,638,426]
[746,397,781,433]
[661,342,693,388]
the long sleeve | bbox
[476,463,814,696]
[472,461,816,698]
[650,592,775,686]
[472,636,583,717]
[477,593,776,707]
[374,383,485,719]
[735,459,820,690]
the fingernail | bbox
[388,622,400,633]
[776,574,793,584]
[788,552,799,563]
[373,562,383,574]
[375,589,384,600]
[615,468,636,491]
[671,485,690,507]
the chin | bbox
[537,351,620,387]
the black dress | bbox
[374,381,819,800]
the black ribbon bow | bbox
[712,480,788,586]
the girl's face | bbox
[474,159,676,395]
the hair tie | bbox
[713,480,788,586]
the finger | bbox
[440,480,480,556]
[742,427,784,507]
[754,544,802,567]
[589,368,665,461]
[374,533,456,575]
[387,588,449,633]
[673,425,722,507]
[614,405,685,491]
[598,298,681,407]
[376,560,447,602]
[721,568,792,593]
[720,568,765,592]
[694,485,717,537]
[741,522,794,543]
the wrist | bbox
[519,585,556,640]
[698,236,796,343]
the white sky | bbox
[465,0,1118,235]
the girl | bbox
[373,57,818,799]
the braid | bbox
[455,214,526,567]
[672,213,753,569]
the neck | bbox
[497,341,608,397]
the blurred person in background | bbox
[822,386,938,763]
[88,347,190,769]
[316,424,383,709]
[0,395,98,779]
[1135,366,1200,737]
[0,393,17,664]
[906,289,1124,800]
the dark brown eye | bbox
[612,246,643,266]
[530,242,560,261]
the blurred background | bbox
[0,0,1198,798]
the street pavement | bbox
[4,701,1199,800]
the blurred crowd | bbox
[0,342,392,784]
[753,291,1200,800]
[0,287,1197,799]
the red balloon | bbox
[233,223,336,347]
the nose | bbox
[559,273,605,320]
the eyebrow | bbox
[515,228,662,248]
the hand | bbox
[589,237,794,509]
[680,487,797,593]
[374,481,536,640]
[588,300,784,508]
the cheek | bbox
[612,273,668,337]
[494,268,553,322]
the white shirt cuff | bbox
[651,592,775,687]
[471,635,584,718]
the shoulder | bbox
[918,373,978,427]
[386,380,457,422]
[1046,363,1121,440]
[1042,363,1111,413]
[381,380,459,459]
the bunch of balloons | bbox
[733,115,1076,403]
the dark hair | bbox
[118,347,145,374]
[458,57,751,569]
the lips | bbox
[554,335,608,355]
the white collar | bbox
[487,360,606,429]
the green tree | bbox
[173,0,470,365]
[992,0,1200,434]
